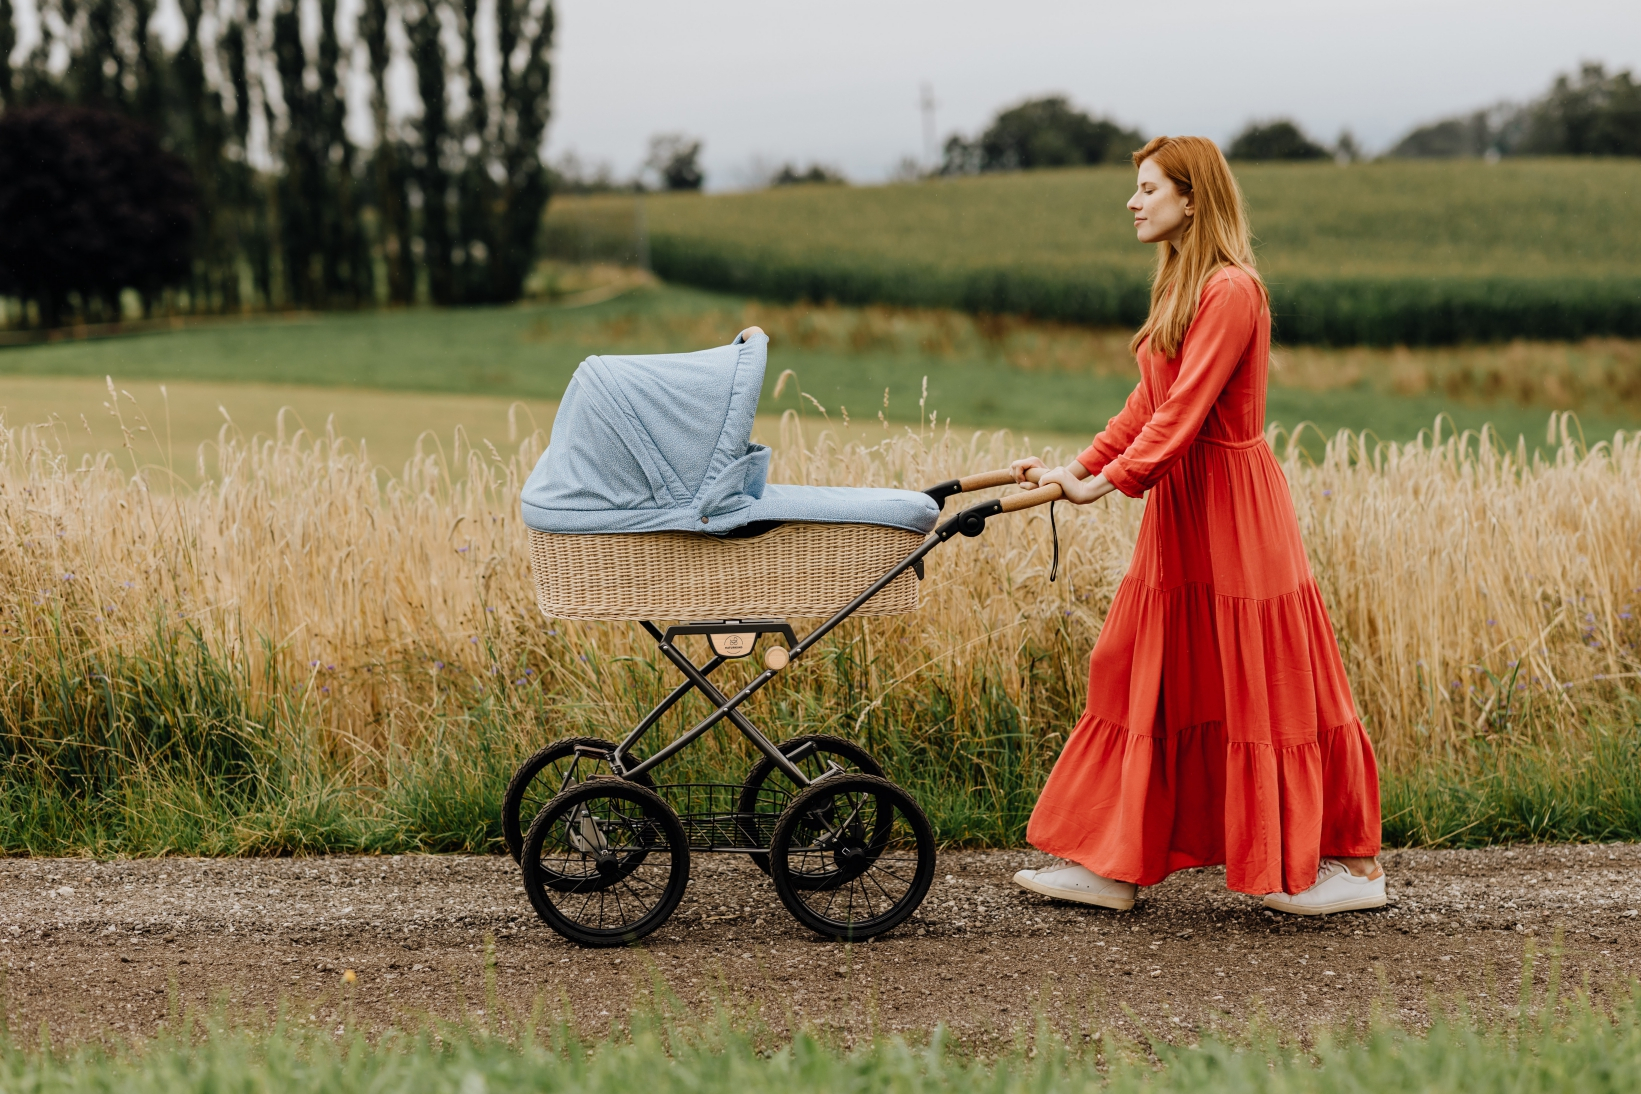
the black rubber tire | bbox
[521,779,690,948]
[735,734,883,874]
[768,774,935,942]
[502,737,652,863]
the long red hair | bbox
[1128,136,1267,358]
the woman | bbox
[1010,136,1384,916]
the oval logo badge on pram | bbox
[708,631,756,657]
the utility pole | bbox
[920,82,938,171]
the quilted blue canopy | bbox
[520,332,940,535]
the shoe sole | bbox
[1262,893,1387,916]
[1013,872,1135,911]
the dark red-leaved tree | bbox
[0,104,197,326]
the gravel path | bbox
[4,845,1639,1044]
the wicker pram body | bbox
[529,522,924,620]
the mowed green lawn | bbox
[3,283,1637,450]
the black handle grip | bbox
[923,478,964,506]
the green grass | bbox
[0,614,1062,855]
[1382,708,1641,847]
[8,973,1641,1093]
[3,617,1639,857]
[547,159,1641,344]
[3,284,1637,445]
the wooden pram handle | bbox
[956,469,1018,491]
[1000,480,1062,511]
[954,466,1061,511]
[958,466,1048,491]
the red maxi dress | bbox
[1026,266,1381,896]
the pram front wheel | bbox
[736,734,883,874]
[521,778,689,947]
[768,774,935,942]
[502,737,652,863]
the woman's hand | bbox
[1016,458,1088,491]
[1037,464,1115,505]
[1010,456,1045,484]
[737,325,766,342]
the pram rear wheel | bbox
[521,778,689,948]
[736,734,883,874]
[768,774,935,942]
[502,736,652,863]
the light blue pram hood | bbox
[520,332,940,536]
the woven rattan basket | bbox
[530,522,925,620]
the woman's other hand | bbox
[1010,456,1045,484]
[1038,464,1114,505]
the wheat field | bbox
[1,388,1638,851]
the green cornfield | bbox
[544,159,1641,345]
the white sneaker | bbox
[1013,863,1137,910]
[1263,859,1387,916]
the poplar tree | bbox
[406,0,454,304]
[360,0,415,304]
[486,0,555,301]
[0,0,13,109]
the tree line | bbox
[0,0,554,327]
[938,62,1641,176]
[1234,63,1641,162]
[1390,63,1641,158]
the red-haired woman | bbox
[1010,136,1384,916]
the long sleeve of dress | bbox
[1076,381,1152,480]
[1097,272,1260,498]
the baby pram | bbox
[511,332,1060,947]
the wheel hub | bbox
[831,835,868,869]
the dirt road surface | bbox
[4,845,1639,1045]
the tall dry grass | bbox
[1,385,1638,852]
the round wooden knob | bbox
[764,646,790,671]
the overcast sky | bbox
[548,0,1641,188]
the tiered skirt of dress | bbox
[1026,434,1381,896]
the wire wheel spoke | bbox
[504,736,657,864]
[522,780,689,947]
[770,774,934,941]
[737,736,885,873]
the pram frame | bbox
[602,468,1053,787]
[517,468,1059,944]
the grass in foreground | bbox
[8,974,1641,1093]
[3,277,1639,444]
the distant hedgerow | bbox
[647,237,1641,346]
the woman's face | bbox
[1128,158,1193,245]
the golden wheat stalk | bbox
[1,394,1636,773]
